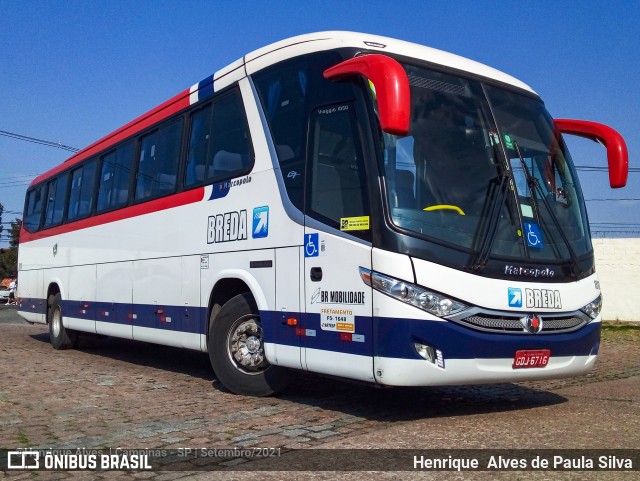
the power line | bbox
[586,198,640,201]
[574,165,640,172]
[0,129,79,152]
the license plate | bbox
[512,349,551,369]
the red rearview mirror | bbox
[555,119,628,188]
[324,54,410,137]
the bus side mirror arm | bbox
[554,119,629,188]
[324,54,411,137]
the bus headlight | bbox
[359,267,469,317]
[580,294,602,320]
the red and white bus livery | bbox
[18,32,628,395]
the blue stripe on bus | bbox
[261,311,373,357]
[260,311,600,361]
[18,297,205,334]
[17,299,600,361]
[197,75,214,102]
[372,315,600,360]
[209,180,231,199]
[17,297,46,315]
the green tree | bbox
[9,218,21,248]
[0,209,21,278]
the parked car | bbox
[0,286,9,304]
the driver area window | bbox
[307,102,370,239]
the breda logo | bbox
[525,289,562,309]
[509,288,562,309]
[207,210,247,244]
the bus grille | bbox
[456,314,587,334]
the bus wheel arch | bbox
[47,291,77,350]
[207,284,289,396]
[207,278,252,332]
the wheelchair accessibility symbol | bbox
[524,221,543,249]
[305,233,319,257]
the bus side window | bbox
[208,91,252,181]
[67,160,97,221]
[185,104,213,187]
[254,67,308,211]
[97,142,133,212]
[44,174,69,228]
[307,102,370,238]
[135,118,183,201]
[24,185,45,232]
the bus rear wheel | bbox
[48,293,77,350]
[208,293,289,396]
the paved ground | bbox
[0,305,638,480]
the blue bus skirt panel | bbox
[373,316,601,360]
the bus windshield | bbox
[381,63,591,265]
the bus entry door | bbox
[303,229,374,382]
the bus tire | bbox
[48,293,77,350]
[208,293,289,396]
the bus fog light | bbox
[414,342,436,363]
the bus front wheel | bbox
[48,293,77,350]
[208,293,289,396]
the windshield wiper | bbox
[467,169,511,271]
[513,141,581,278]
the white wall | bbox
[592,237,640,322]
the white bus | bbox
[18,32,629,396]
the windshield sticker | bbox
[524,221,543,249]
[340,216,370,231]
[320,308,355,333]
[503,133,515,151]
[318,104,349,115]
[520,204,534,218]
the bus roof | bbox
[32,31,534,187]
[244,31,534,93]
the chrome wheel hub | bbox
[52,308,62,337]
[228,318,267,372]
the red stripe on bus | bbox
[31,88,192,186]
[19,187,205,244]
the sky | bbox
[1,0,638,245]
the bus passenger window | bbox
[24,185,45,232]
[67,160,97,221]
[44,174,69,227]
[97,142,133,212]
[135,119,183,201]
[208,91,252,181]
[185,104,213,187]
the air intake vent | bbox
[452,312,587,334]
[408,75,467,96]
